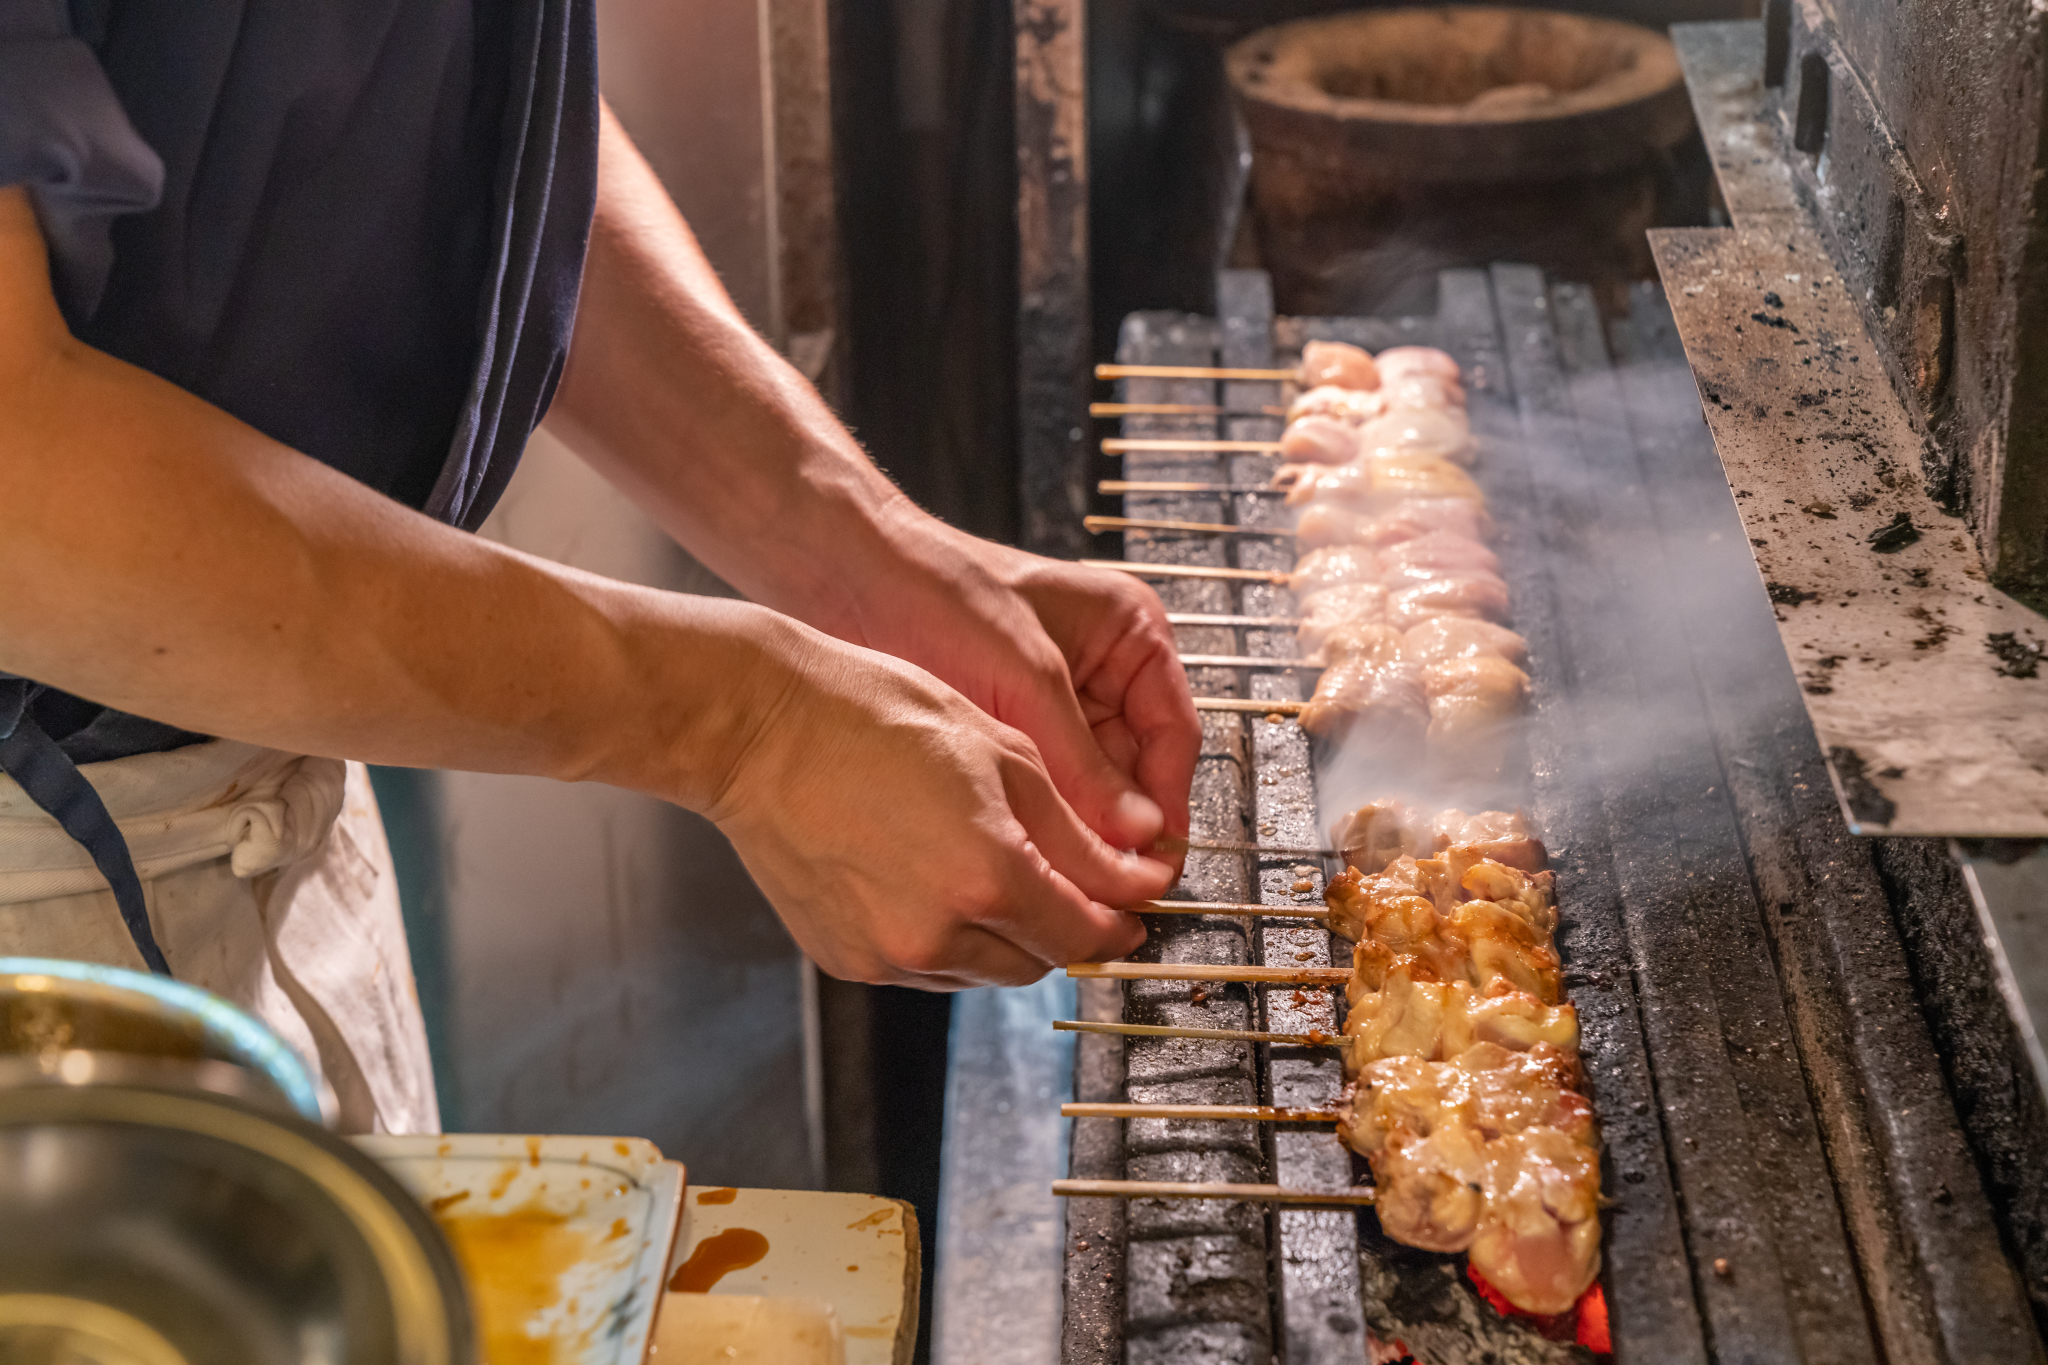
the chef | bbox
[0,1,1196,1134]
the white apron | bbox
[0,740,439,1135]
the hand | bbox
[706,620,1167,987]
[842,512,1199,875]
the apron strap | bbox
[0,679,172,976]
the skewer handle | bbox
[1081,559,1292,585]
[1064,1103,1339,1123]
[1053,1020,1341,1045]
[1095,364,1297,382]
[1165,613,1304,628]
[1087,516,1289,538]
[1141,899,1328,918]
[1067,962,1351,985]
[1104,438,1283,455]
[1101,481,1288,496]
[1053,1179,1375,1206]
[1178,655,1323,671]
[1159,836,1336,858]
[1194,697,1308,716]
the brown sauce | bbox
[437,1205,601,1365]
[695,1186,739,1205]
[668,1227,771,1292]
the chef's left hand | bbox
[845,511,1197,872]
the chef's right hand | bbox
[704,623,1164,988]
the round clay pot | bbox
[1227,7,1694,314]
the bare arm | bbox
[0,183,1158,984]
[546,106,1199,862]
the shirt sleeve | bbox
[0,0,162,318]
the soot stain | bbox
[1829,746,1898,827]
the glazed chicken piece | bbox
[1433,808,1547,873]
[1300,339,1381,391]
[1423,656,1531,743]
[1454,857,1557,938]
[1296,583,1387,657]
[1310,620,1405,668]
[1373,345,1462,386]
[1357,408,1476,466]
[1402,617,1528,669]
[1470,1126,1605,1315]
[1380,530,1501,582]
[1332,800,1434,873]
[1290,544,1381,597]
[1288,383,1386,425]
[1328,859,1564,1003]
[1387,573,1513,632]
[1449,898,1563,1003]
[1340,1042,1595,1169]
[1332,802,1544,876]
[1343,962,1578,1070]
[1299,655,1428,747]
[1279,414,1362,464]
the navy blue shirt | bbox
[1,0,600,756]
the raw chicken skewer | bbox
[1095,339,1422,392]
[1090,402,1287,417]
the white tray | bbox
[359,1134,685,1365]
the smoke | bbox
[1306,309,1802,849]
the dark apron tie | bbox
[0,678,171,976]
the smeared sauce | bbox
[428,1189,471,1214]
[669,1228,770,1292]
[695,1186,739,1205]
[437,1204,601,1365]
[607,1218,631,1242]
[525,1135,544,1167]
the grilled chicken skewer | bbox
[1053,1180,1376,1206]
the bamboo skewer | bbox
[1195,697,1307,716]
[1154,836,1336,858]
[1095,364,1298,382]
[1090,402,1287,418]
[1054,1019,1342,1045]
[1100,481,1288,496]
[1104,438,1283,455]
[1178,655,1322,671]
[1082,559,1291,584]
[1067,962,1351,986]
[1053,1179,1375,1206]
[1138,899,1329,918]
[1088,516,1290,538]
[1166,612,1303,628]
[1065,1102,1340,1123]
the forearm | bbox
[0,196,788,809]
[545,103,932,641]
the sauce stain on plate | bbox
[669,1228,771,1292]
[695,1187,739,1205]
[439,1203,601,1365]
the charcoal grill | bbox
[1056,263,2047,1364]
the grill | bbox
[1055,265,2047,1364]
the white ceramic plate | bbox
[358,1134,685,1365]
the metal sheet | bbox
[1657,21,2048,836]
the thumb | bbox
[999,744,1174,909]
[1003,671,1164,851]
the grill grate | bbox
[1057,266,2045,1364]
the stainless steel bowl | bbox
[0,959,322,1121]
[0,1083,474,1365]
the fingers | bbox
[1000,746,1174,908]
[1002,650,1167,851]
